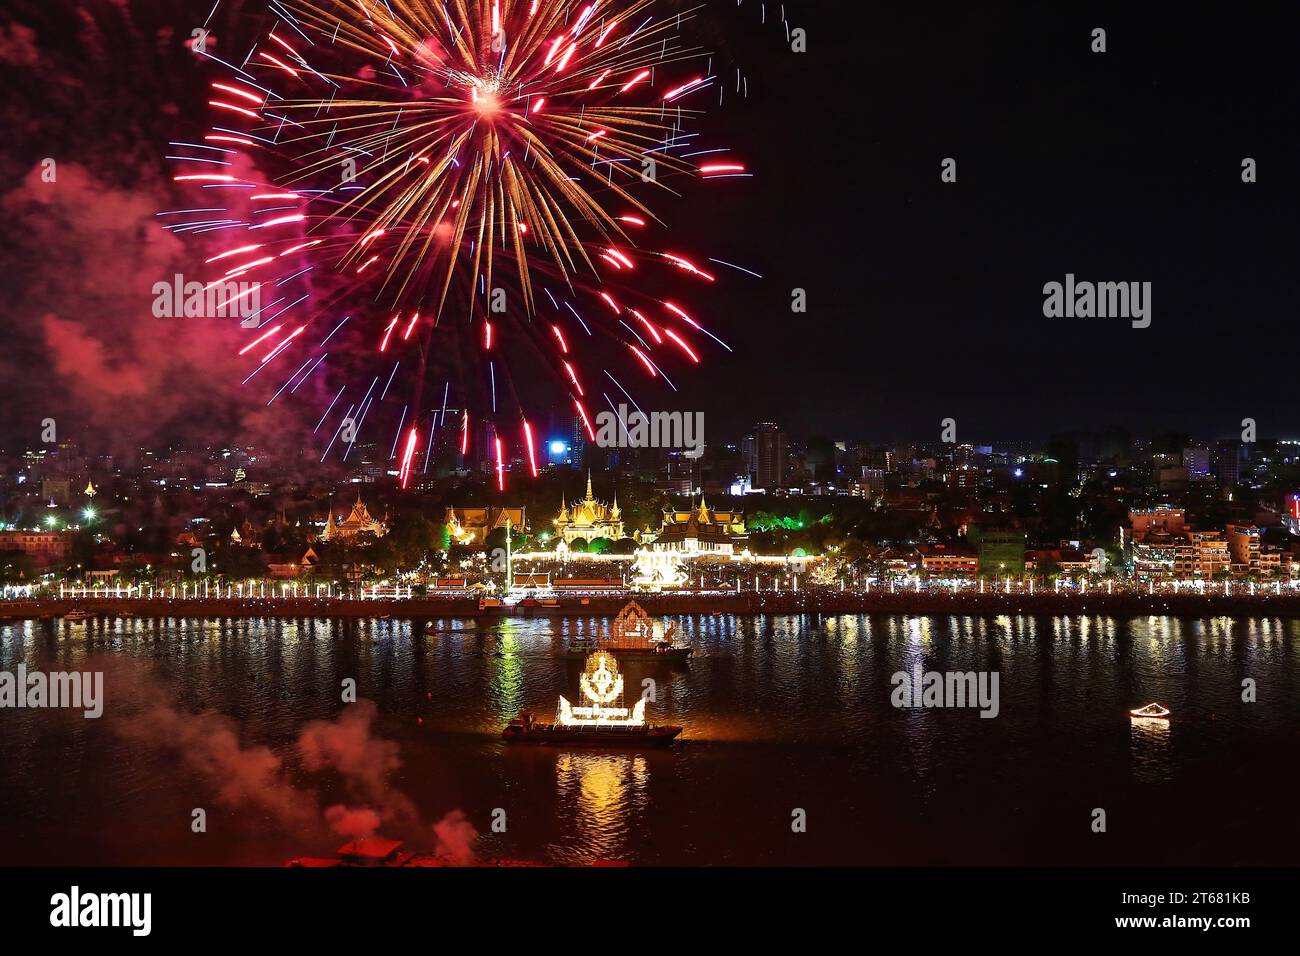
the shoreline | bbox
[5,590,1300,620]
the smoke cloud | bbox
[104,659,475,861]
[298,699,421,834]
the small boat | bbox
[504,651,682,747]
[62,610,93,622]
[1129,702,1171,720]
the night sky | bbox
[1,2,1297,455]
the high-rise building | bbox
[665,450,700,491]
[1182,445,1210,477]
[967,526,1026,577]
[1210,439,1241,487]
[1175,530,1230,579]
[1226,524,1260,570]
[546,408,585,466]
[474,419,499,475]
[752,422,786,490]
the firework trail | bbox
[165,0,751,487]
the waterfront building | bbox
[444,506,526,546]
[321,495,389,542]
[1226,524,1283,578]
[917,543,978,577]
[650,499,747,556]
[554,474,624,545]
[1128,508,1231,579]
[1024,548,1092,576]
[1175,530,1230,579]
[267,546,320,579]
[1129,506,1186,539]
[1132,537,1178,580]
[1226,523,1261,573]
[0,530,70,567]
[968,526,1026,577]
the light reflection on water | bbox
[1129,718,1172,783]
[549,752,649,864]
[0,612,1296,866]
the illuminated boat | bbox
[567,602,693,663]
[504,651,682,747]
[1129,702,1171,720]
[62,610,93,622]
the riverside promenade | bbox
[6,588,1300,621]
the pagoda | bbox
[650,497,747,555]
[321,493,389,542]
[554,472,624,545]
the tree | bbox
[432,522,451,551]
[0,551,35,583]
[374,513,443,569]
[211,544,266,580]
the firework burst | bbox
[165,0,751,487]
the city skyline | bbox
[1,0,1294,929]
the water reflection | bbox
[490,631,526,722]
[1129,717,1172,783]
[2,611,1298,865]
[550,752,648,864]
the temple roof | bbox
[556,475,622,530]
[322,493,388,539]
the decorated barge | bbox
[567,601,693,662]
[504,650,682,747]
